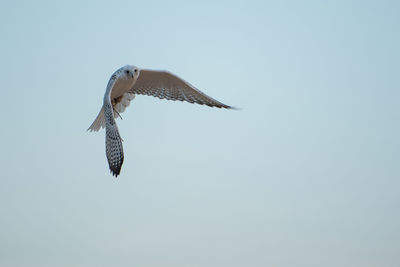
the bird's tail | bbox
[87,106,105,132]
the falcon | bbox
[88,65,233,177]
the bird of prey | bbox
[88,65,233,177]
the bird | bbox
[88,65,233,177]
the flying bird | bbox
[88,65,233,177]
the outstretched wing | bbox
[104,102,124,177]
[129,69,232,109]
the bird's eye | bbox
[134,69,137,73]
[125,70,130,74]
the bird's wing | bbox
[102,74,124,177]
[104,101,124,177]
[129,69,232,109]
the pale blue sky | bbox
[0,0,399,266]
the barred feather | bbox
[129,70,232,109]
[104,102,124,177]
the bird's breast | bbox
[112,92,135,115]
[111,78,135,99]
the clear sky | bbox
[0,0,399,266]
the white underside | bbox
[88,92,135,132]
[114,92,135,116]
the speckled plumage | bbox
[104,101,124,176]
[88,65,233,177]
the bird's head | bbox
[120,65,140,80]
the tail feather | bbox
[88,106,105,132]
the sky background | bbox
[0,0,399,266]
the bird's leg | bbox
[111,96,124,120]
[113,107,123,120]
[111,107,124,142]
